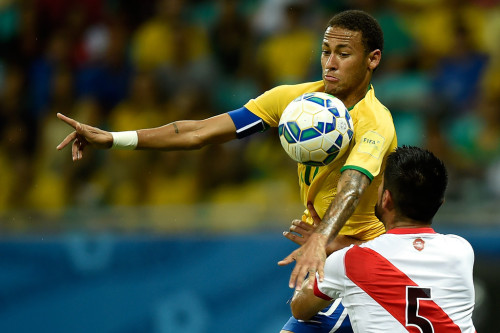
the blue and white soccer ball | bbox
[278,92,354,166]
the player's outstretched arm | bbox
[278,169,370,290]
[56,113,237,161]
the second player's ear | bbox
[382,189,393,210]
[367,49,381,71]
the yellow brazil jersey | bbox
[244,81,397,241]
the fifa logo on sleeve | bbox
[358,130,385,158]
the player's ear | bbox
[367,49,381,71]
[382,189,393,210]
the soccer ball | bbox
[278,92,354,166]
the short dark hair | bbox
[327,10,384,54]
[384,146,448,222]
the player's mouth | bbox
[324,73,339,82]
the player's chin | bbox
[323,81,340,96]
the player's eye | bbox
[321,50,331,56]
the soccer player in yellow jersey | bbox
[57,10,396,333]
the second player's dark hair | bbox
[327,10,384,54]
[383,146,448,222]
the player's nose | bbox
[324,55,338,70]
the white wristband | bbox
[111,131,138,150]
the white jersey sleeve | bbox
[314,246,352,301]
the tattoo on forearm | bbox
[317,170,371,239]
[173,122,179,134]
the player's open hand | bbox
[283,202,321,246]
[56,113,113,161]
[279,202,328,290]
[278,232,328,290]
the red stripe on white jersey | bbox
[345,245,462,332]
[314,278,333,300]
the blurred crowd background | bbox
[1,0,500,232]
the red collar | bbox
[386,227,436,235]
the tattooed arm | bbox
[278,169,371,290]
[315,169,371,242]
[56,113,237,160]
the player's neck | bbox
[340,82,371,109]
[386,217,431,231]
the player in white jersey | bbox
[290,146,476,333]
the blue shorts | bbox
[282,298,352,333]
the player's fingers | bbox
[307,273,316,290]
[74,121,87,136]
[57,113,79,129]
[288,265,299,289]
[307,202,319,219]
[76,139,86,161]
[290,220,314,232]
[290,224,310,236]
[56,131,77,150]
[72,138,86,161]
[289,225,301,233]
[292,264,311,291]
[277,256,293,266]
[317,262,325,283]
[72,139,79,161]
[282,231,304,245]
[297,221,315,231]
[307,202,321,226]
[277,250,297,266]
